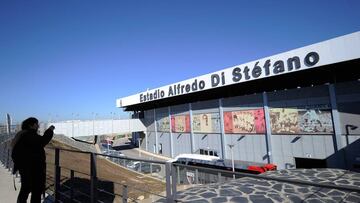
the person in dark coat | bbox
[11,117,55,203]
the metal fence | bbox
[0,138,177,202]
[1,136,360,203]
[0,125,21,135]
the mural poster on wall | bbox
[270,108,299,134]
[171,115,191,133]
[224,109,265,134]
[192,113,221,133]
[270,108,333,134]
[298,109,333,134]
[157,116,170,132]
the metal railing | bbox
[1,136,360,203]
[43,147,176,203]
[0,138,176,202]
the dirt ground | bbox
[44,139,166,202]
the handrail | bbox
[46,146,167,165]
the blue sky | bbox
[1,0,360,123]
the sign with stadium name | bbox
[138,52,319,103]
[117,32,360,107]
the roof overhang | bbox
[117,31,360,111]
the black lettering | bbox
[199,80,205,89]
[161,90,165,97]
[176,84,181,95]
[185,84,191,92]
[273,60,285,74]
[263,60,271,76]
[211,74,220,87]
[243,66,250,80]
[181,85,185,94]
[192,79,198,91]
[221,72,225,85]
[287,56,300,71]
[168,86,174,96]
[252,62,262,78]
[140,94,144,102]
[232,67,242,82]
[304,52,319,67]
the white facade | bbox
[50,119,146,137]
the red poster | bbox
[171,114,191,133]
[224,109,265,134]
[185,115,191,132]
[254,109,265,133]
[171,116,175,132]
[224,112,234,133]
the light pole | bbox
[227,144,235,179]
[137,138,142,157]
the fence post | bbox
[165,162,172,202]
[90,153,98,203]
[1,143,5,163]
[171,165,177,201]
[70,170,74,202]
[122,185,128,203]
[6,149,10,170]
[195,169,199,184]
[176,166,180,184]
[54,148,61,202]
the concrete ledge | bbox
[135,148,172,161]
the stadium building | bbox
[117,31,360,170]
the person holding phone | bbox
[11,117,55,203]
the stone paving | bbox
[159,168,360,203]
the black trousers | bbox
[17,165,46,203]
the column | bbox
[219,99,226,160]
[263,92,273,163]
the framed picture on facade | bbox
[157,116,170,132]
[269,108,299,134]
[171,115,191,133]
[298,109,333,134]
[224,109,265,134]
[192,113,221,133]
[270,108,334,134]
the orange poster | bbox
[171,115,191,133]
[224,109,265,134]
